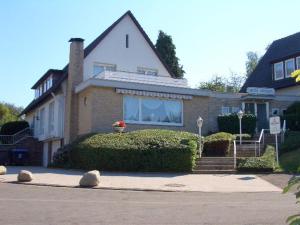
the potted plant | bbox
[112,120,126,133]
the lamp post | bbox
[237,110,244,145]
[197,116,203,157]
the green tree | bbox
[283,177,300,225]
[0,102,22,126]
[198,76,226,92]
[155,30,185,78]
[245,51,259,77]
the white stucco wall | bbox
[83,15,171,80]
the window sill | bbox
[125,120,183,127]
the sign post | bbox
[269,116,281,165]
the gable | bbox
[83,13,171,80]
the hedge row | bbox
[0,121,29,135]
[217,114,256,135]
[282,102,300,131]
[65,129,199,172]
[203,132,235,156]
[280,131,300,155]
[237,145,275,172]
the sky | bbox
[1,0,300,107]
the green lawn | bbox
[279,149,300,173]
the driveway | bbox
[0,183,297,225]
[0,166,282,192]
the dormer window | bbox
[274,62,284,80]
[285,58,295,78]
[93,63,116,76]
[296,56,300,69]
[137,67,158,76]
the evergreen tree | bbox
[155,30,185,78]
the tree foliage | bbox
[198,72,246,93]
[0,102,23,127]
[245,51,259,77]
[155,30,185,79]
[283,177,300,225]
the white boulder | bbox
[0,166,7,175]
[79,170,100,187]
[17,170,33,182]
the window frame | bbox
[285,58,295,78]
[93,62,116,76]
[274,61,284,80]
[123,95,184,126]
[137,67,158,76]
[296,56,300,70]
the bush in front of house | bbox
[67,129,198,172]
[282,102,300,131]
[280,131,300,155]
[203,132,235,156]
[237,145,275,172]
[0,120,29,135]
[217,113,256,135]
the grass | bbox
[279,149,300,173]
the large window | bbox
[93,63,116,76]
[123,96,183,125]
[274,62,284,80]
[285,58,295,78]
[48,102,55,134]
[296,57,300,69]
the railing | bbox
[0,128,33,145]
[233,140,237,169]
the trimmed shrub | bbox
[282,102,300,131]
[237,145,275,172]
[0,121,29,135]
[203,132,235,156]
[67,129,198,172]
[218,114,256,135]
[280,131,300,154]
[234,133,252,140]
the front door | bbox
[257,103,268,131]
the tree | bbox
[198,72,246,93]
[291,69,300,82]
[245,51,259,77]
[283,177,300,225]
[0,102,23,127]
[198,76,226,92]
[155,30,185,79]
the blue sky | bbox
[1,0,300,107]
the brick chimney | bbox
[64,38,84,144]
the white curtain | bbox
[124,96,139,121]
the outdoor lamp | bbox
[197,116,203,157]
[237,110,244,145]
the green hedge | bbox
[217,114,256,135]
[203,132,235,156]
[280,131,300,155]
[67,129,198,172]
[0,120,29,135]
[282,102,300,131]
[237,145,275,172]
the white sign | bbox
[269,116,281,134]
[246,87,275,96]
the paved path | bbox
[0,183,297,225]
[0,166,282,192]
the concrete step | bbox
[193,169,236,174]
[194,165,234,170]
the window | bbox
[126,34,129,48]
[285,58,295,78]
[123,96,183,125]
[221,106,240,115]
[296,57,300,69]
[93,63,116,76]
[272,108,279,115]
[274,62,284,80]
[35,89,39,99]
[137,67,158,76]
[46,76,53,90]
[39,108,45,135]
[48,102,55,134]
[39,85,43,96]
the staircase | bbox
[193,157,236,174]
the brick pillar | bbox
[64,38,84,144]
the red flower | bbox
[118,120,126,128]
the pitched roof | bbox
[31,69,63,89]
[21,10,174,115]
[240,32,300,92]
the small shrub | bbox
[280,131,300,154]
[218,114,256,135]
[68,129,199,172]
[203,132,235,156]
[234,133,252,140]
[282,102,300,131]
[0,121,29,135]
[237,145,275,172]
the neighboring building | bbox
[241,32,300,96]
[21,11,299,166]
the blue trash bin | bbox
[10,148,29,166]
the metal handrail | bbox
[0,127,32,145]
[233,140,237,169]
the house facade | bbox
[21,11,299,166]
